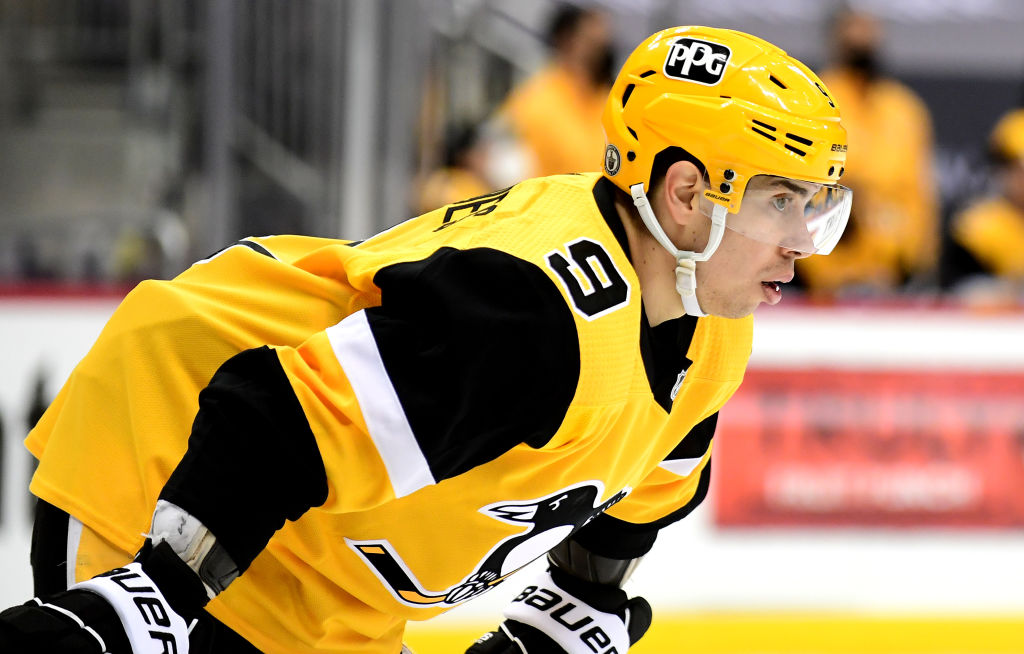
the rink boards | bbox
[1,293,1023,652]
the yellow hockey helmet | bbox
[990,108,1024,164]
[602,25,848,212]
[601,26,851,316]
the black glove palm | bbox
[0,590,133,654]
[0,541,207,654]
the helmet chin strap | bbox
[629,183,728,318]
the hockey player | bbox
[0,26,851,654]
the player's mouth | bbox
[761,273,793,305]
[761,281,782,305]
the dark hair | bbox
[610,147,707,214]
[547,4,586,49]
[442,122,481,168]
[649,147,706,192]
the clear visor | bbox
[701,174,853,255]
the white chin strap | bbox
[630,183,728,317]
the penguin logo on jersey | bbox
[348,482,628,607]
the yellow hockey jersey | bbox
[952,195,1024,280]
[26,173,752,654]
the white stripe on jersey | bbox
[659,456,704,478]
[326,311,436,498]
[66,515,84,588]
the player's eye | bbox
[771,196,790,212]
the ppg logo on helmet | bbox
[664,38,731,85]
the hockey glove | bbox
[466,566,652,654]
[0,541,207,654]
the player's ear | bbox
[661,160,704,228]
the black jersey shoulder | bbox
[368,246,581,482]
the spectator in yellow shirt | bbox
[415,122,493,214]
[496,4,613,178]
[945,108,1024,305]
[798,7,939,297]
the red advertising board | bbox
[713,367,1024,527]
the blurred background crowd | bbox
[2,0,1024,308]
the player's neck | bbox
[615,196,686,326]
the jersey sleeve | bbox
[359,246,582,481]
[298,245,581,508]
[162,246,582,569]
[568,413,718,560]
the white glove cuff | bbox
[73,562,190,654]
[503,569,629,654]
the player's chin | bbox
[707,296,760,319]
[698,285,763,318]
[734,289,770,317]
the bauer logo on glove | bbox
[74,562,191,654]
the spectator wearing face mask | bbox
[943,108,1024,306]
[494,3,615,179]
[797,6,939,297]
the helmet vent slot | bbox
[640,70,657,78]
[786,133,812,146]
[751,119,778,142]
[785,143,807,157]
[815,82,836,108]
[769,74,787,89]
[627,126,638,141]
[622,84,635,107]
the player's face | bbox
[717,175,854,256]
[1003,159,1024,208]
[694,213,810,319]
